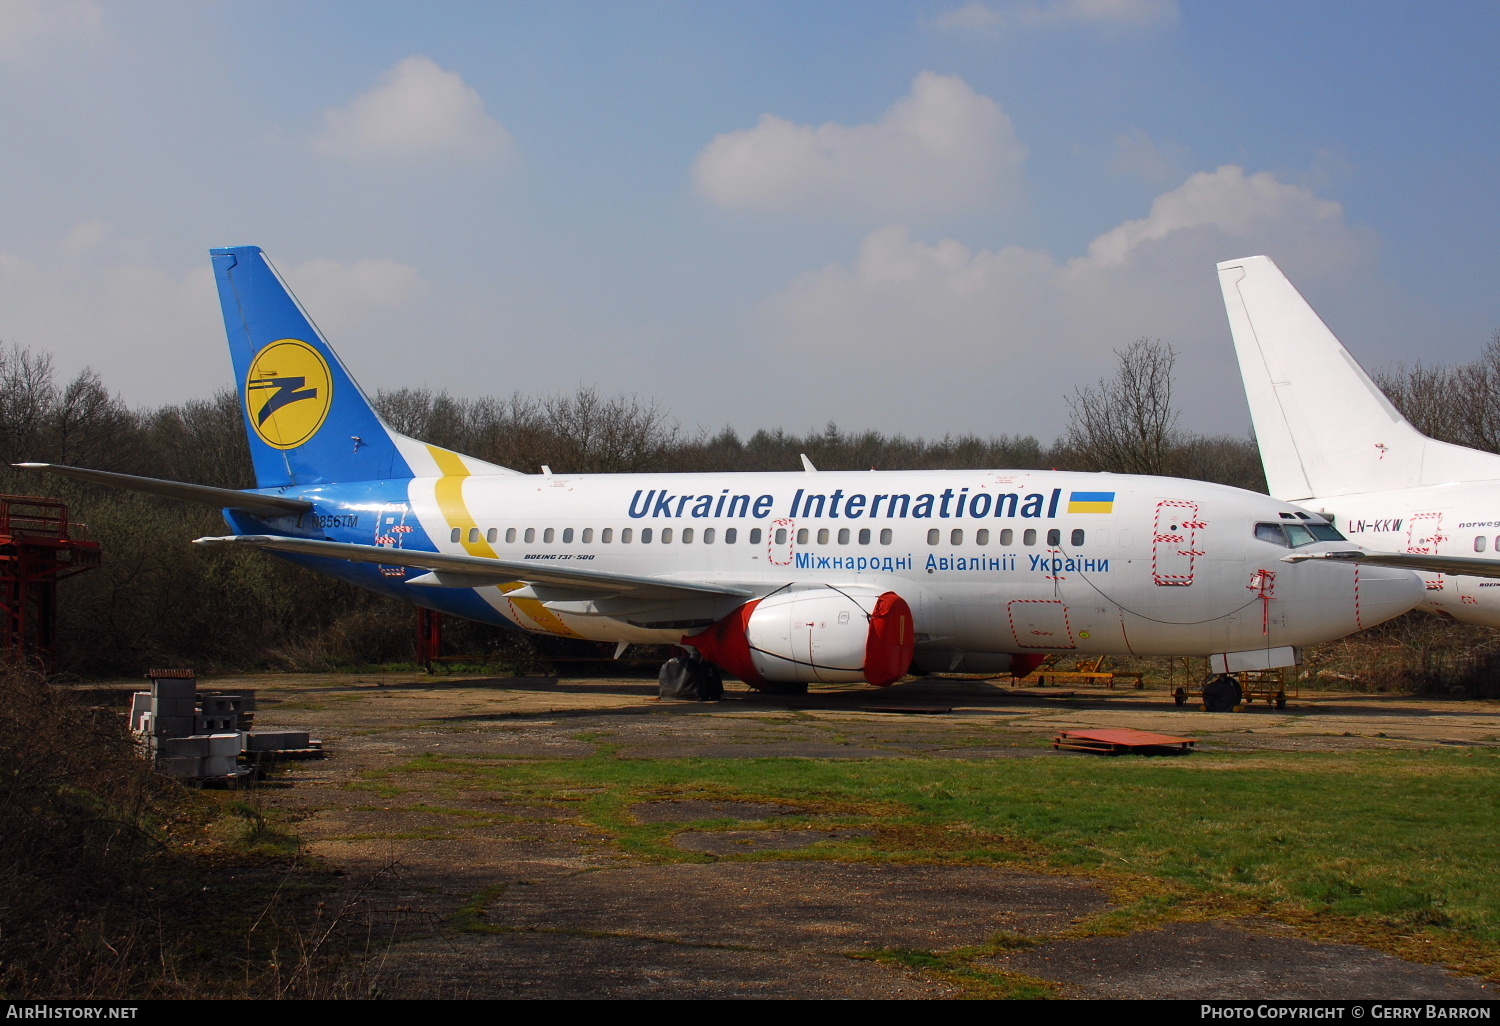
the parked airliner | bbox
[1220,255,1500,628]
[21,247,1423,688]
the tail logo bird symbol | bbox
[245,339,334,450]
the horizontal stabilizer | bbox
[1282,548,1500,580]
[15,463,313,517]
[193,535,756,599]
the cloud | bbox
[0,0,101,60]
[693,71,1026,218]
[1109,127,1189,185]
[935,0,1177,34]
[58,218,110,256]
[762,166,1376,437]
[1084,166,1357,266]
[280,257,429,337]
[314,55,515,162]
[0,226,428,407]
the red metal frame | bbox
[0,495,101,671]
[416,606,443,671]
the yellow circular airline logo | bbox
[245,339,333,450]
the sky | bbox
[1,0,1497,445]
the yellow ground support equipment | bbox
[1032,654,1145,690]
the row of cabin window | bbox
[451,524,1085,548]
[451,526,889,546]
[455,526,765,545]
[1476,536,1500,552]
[927,527,1084,547]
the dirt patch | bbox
[481,862,1110,950]
[673,828,874,853]
[984,920,1492,999]
[927,746,1058,759]
[617,742,902,760]
[631,799,801,823]
[192,671,1500,998]
[373,931,958,999]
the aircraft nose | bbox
[1349,565,1426,626]
[1274,557,1423,645]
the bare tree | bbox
[0,344,58,465]
[1374,362,1465,445]
[375,385,681,473]
[142,388,255,488]
[1063,337,1181,475]
[1375,329,1500,456]
[51,369,136,470]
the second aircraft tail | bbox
[1217,255,1500,501]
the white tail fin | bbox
[1217,255,1500,500]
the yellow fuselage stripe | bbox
[425,444,580,637]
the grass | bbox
[366,744,1500,977]
[853,943,1059,999]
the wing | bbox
[193,534,756,600]
[1283,548,1500,580]
[16,463,313,517]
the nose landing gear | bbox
[1168,659,1295,711]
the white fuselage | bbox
[322,466,1425,664]
[1309,480,1500,627]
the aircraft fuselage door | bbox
[1152,500,1204,586]
[768,518,795,566]
[1405,511,1447,555]
[1008,599,1076,649]
[1406,510,1450,596]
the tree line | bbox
[0,332,1483,676]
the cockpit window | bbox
[1255,523,1287,545]
[1284,523,1316,546]
[1256,521,1346,547]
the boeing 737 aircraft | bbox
[1220,255,1500,628]
[21,247,1424,688]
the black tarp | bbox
[658,650,723,702]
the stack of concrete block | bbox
[243,730,311,752]
[128,691,153,734]
[156,732,242,778]
[200,692,255,733]
[150,676,198,739]
[133,671,316,781]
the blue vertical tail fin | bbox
[212,245,407,487]
[212,245,519,488]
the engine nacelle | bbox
[687,586,915,688]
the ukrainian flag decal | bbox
[1068,491,1115,514]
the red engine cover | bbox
[864,592,915,687]
[686,591,914,688]
[684,599,766,687]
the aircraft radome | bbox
[20,247,1425,690]
[1220,254,1500,629]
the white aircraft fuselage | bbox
[222,460,1421,680]
[1300,481,1500,625]
[21,247,1429,689]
